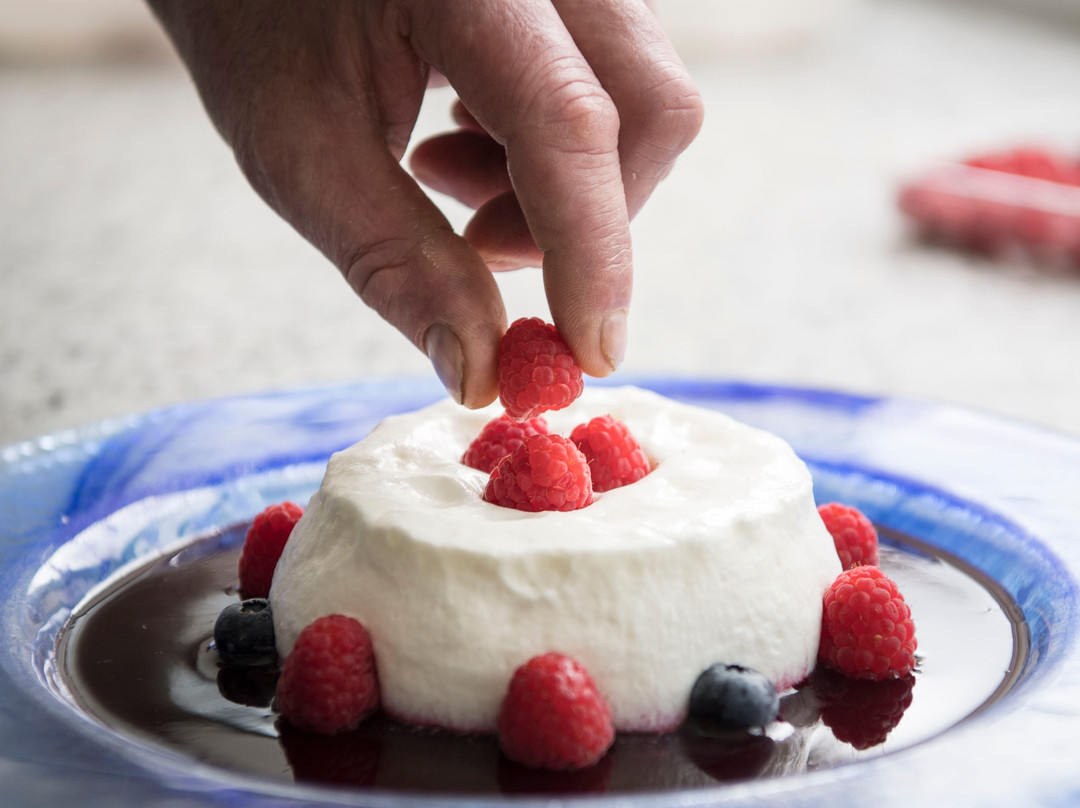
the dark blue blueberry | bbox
[214,598,276,665]
[688,664,779,730]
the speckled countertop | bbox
[2,0,1079,446]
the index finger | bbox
[406,0,632,377]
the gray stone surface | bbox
[3,0,1080,446]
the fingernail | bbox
[424,323,464,404]
[601,308,628,371]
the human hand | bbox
[148,1,703,407]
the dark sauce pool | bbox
[55,524,1027,796]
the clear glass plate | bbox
[1,376,1077,808]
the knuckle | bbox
[524,58,620,156]
[622,70,704,179]
[662,76,706,147]
[342,237,411,307]
[549,85,621,153]
[640,71,706,157]
[341,236,434,346]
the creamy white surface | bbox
[270,386,840,732]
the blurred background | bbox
[2,0,1079,446]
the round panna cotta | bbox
[269,386,840,733]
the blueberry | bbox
[688,664,779,730]
[214,598,276,665]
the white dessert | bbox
[270,386,840,733]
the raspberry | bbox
[497,652,614,770]
[463,414,549,474]
[498,317,584,421]
[238,501,304,599]
[570,415,651,492]
[276,614,380,734]
[819,566,917,681]
[817,502,879,569]
[484,433,592,512]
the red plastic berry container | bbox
[897,147,1080,271]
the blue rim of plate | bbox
[1,376,1079,808]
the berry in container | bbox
[897,146,1080,271]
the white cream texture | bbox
[270,386,840,732]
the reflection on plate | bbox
[1,377,1078,807]
[52,524,1018,794]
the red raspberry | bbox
[570,415,651,492]
[817,502,879,569]
[238,501,304,599]
[462,414,549,474]
[497,653,614,770]
[483,434,592,512]
[498,317,584,421]
[819,566,917,681]
[276,614,380,734]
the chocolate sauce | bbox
[56,525,1026,795]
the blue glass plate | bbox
[1,377,1078,808]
